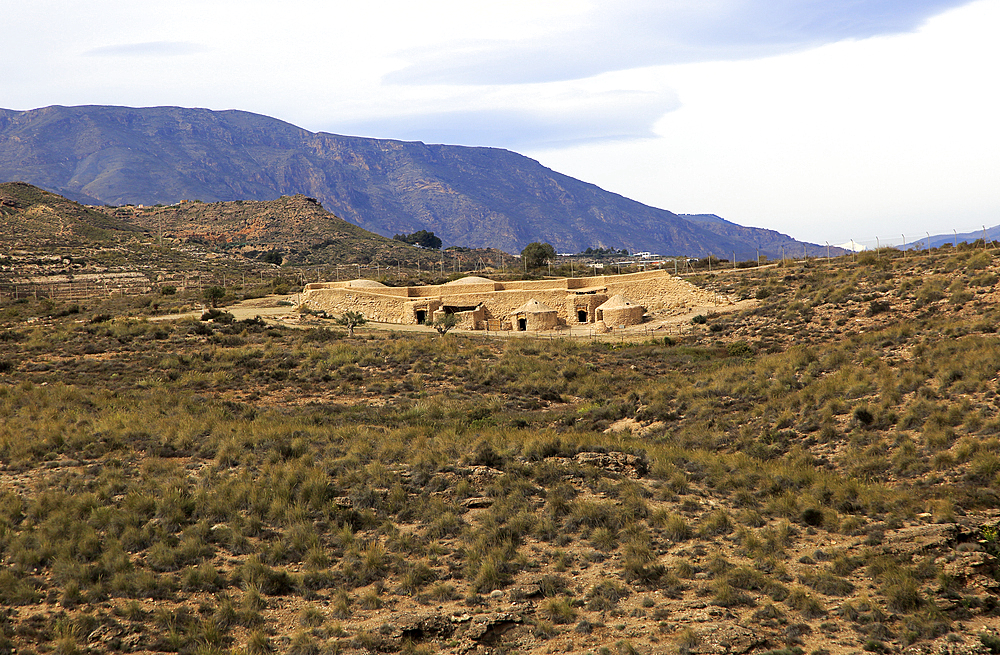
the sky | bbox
[4,0,999,247]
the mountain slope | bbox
[0,181,142,247]
[0,181,449,269]
[0,105,825,258]
[904,226,999,250]
[679,214,838,258]
[97,195,450,267]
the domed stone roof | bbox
[346,279,387,288]
[443,276,495,286]
[513,298,556,314]
[597,294,638,310]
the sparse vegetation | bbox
[0,245,998,654]
[335,310,367,337]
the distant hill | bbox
[678,214,842,259]
[0,181,141,247]
[903,226,1000,251]
[0,182,449,269]
[96,195,452,267]
[0,105,827,259]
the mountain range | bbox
[0,104,830,259]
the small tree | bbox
[335,311,366,337]
[521,242,556,270]
[262,250,284,265]
[433,313,458,335]
[393,230,442,250]
[204,286,225,307]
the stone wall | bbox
[565,294,608,324]
[300,269,731,330]
[599,305,645,328]
[302,289,410,323]
[512,309,559,331]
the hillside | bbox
[0,105,826,259]
[0,246,999,654]
[0,183,461,306]
[95,195,450,268]
[0,181,141,247]
[681,214,824,259]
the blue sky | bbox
[3,0,999,246]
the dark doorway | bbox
[577,310,588,323]
[416,310,426,324]
[518,318,527,331]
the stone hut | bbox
[596,295,645,329]
[511,298,559,331]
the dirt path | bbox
[149,294,302,323]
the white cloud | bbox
[386,0,976,85]
[85,42,210,57]
[328,78,680,148]
[524,0,1000,244]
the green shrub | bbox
[881,570,923,612]
[539,597,577,624]
[726,341,754,358]
[786,588,826,618]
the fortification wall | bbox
[301,269,731,329]
[605,274,722,313]
[498,279,571,292]
[440,282,498,294]
[301,289,410,323]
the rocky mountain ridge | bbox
[0,105,829,259]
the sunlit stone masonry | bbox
[301,269,729,332]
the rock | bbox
[880,522,957,558]
[457,612,522,652]
[573,451,648,478]
[902,635,994,654]
[385,613,455,642]
[942,551,991,578]
[692,624,769,654]
[462,465,504,484]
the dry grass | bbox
[0,246,999,654]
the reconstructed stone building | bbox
[596,295,645,330]
[301,269,726,331]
